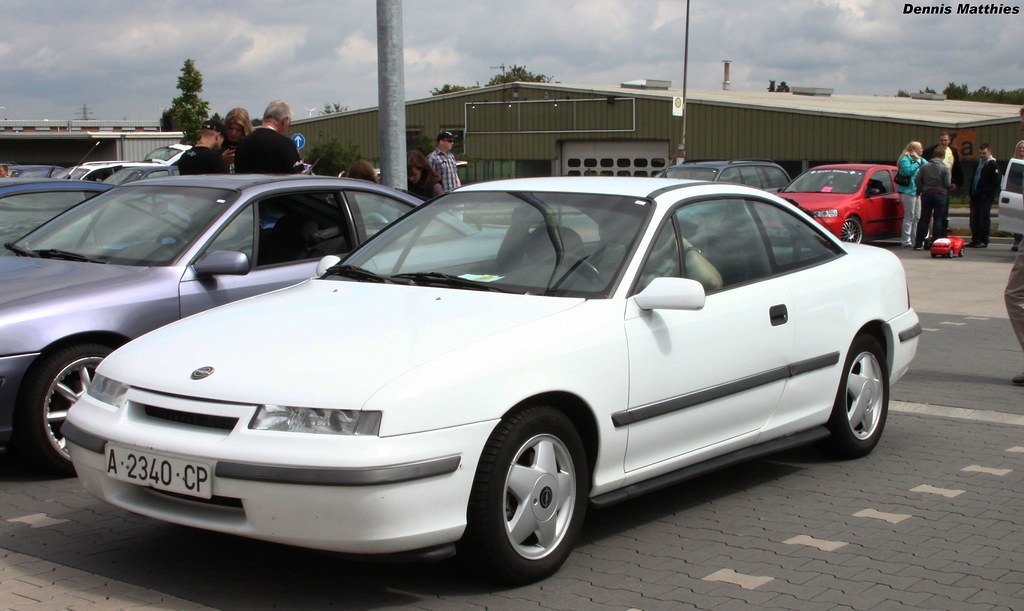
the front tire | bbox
[461,405,588,584]
[822,335,888,459]
[840,216,864,243]
[15,343,113,475]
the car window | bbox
[760,167,791,191]
[203,204,255,261]
[0,190,100,245]
[1007,160,1024,194]
[17,185,235,266]
[674,198,773,289]
[255,192,351,266]
[635,222,681,293]
[660,167,718,181]
[867,170,893,195]
[751,201,841,272]
[345,191,413,239]
[718,167,743,185]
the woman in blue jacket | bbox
[897,141,926,248]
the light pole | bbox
[680,0,690,163]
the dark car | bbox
[781,164,901,243]
[0,174,421,473]
[103,164,179,185]
[656,159,791,193]
[7,165,66,178]
[0,179,113,246]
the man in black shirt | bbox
[234,100,304,174]
[177,119,226,175]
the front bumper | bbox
[0,352,39,446]
[66,387,495,555]
[885,308,921,385]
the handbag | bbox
[894,158,911,186]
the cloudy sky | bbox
[2,0,1021,121]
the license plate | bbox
[105,443,213,499]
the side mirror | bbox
[192,250,250,277]
[316,255,342,277]
[633,277,706,311]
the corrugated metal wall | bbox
[290,85,1022,181]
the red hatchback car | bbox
[780,164,902,243]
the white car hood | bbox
[103,279,584,408]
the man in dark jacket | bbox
[923,132,965,191]
[177,119,226,175]
[968,144,1000,247]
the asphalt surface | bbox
[1,238,1022,610]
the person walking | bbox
[897,141,926,248]
[234,100,303,174]
[967,144,1000,248]
[427,131,460,193]
[914,145,951,250]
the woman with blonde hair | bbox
[221,107,253,172]
[897,140,926,248]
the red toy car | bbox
[930,236,965,258]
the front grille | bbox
[150,487,244,509]
[143,404,238,431]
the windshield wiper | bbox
[321,264,392,283]
[392,271,510,293]
[33,249,106,264]
[4,243,39,257]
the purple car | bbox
[0,174,420,473]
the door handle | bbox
[769,304,789,326]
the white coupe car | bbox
[65,177,920,584]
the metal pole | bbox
[376,0,406,189]
[681,0,690,162]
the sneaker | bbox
[913,246,922,251]
[976,243,987,248]
[1013,244,1021,252]
[1014,373,1024,386]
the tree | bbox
[431,65,552,96]
[322,103,347,115]
[767,80,789,93]
[304,139,364,177]
[431,83,479,96]
[168,59,211,144]
[486,64,552,87]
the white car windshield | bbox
[14,185,236,266]
[341,191,652,298]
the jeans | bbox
[900,192,920,246]
[916,191,948,248]
[969,195,994,244]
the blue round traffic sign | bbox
[292,133,306,150]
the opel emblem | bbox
[190,366,215,380]
[539,486,553,509]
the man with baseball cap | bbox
[427,130,461,192]
[178,118,226,175]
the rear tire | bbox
[14,343,113,475]
[460,405,588,585]
[821,335,888,459]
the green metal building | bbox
[290,80,1022,183]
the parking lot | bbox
[1,240,1023,610]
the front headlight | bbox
[812,209,839,218]
[249,406,382,436]
[86,374,129,408]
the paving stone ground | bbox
[1,403,1022,610]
